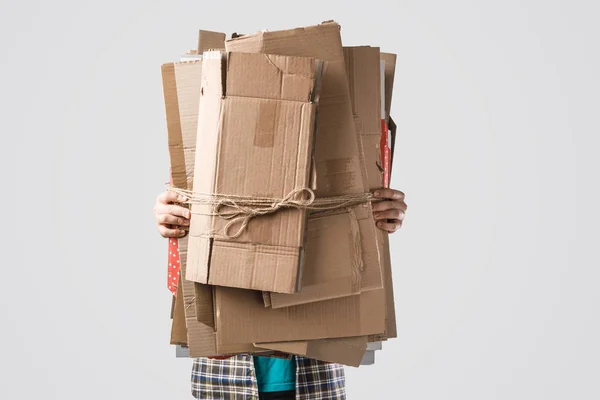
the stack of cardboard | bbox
[161,21,398,367]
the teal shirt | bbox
[253,356,296,393]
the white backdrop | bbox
[2,0,599,399]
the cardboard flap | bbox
[380,52,397,121]
[198,30,226,52]
[187,51,322,293]
[194,283,215,328]
[258,336,368,367]
[226,52,321,102]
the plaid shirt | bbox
[191,355,346,399]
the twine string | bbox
[167,186,375,238]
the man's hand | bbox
[372,188,407,233]
[154,191,190,238]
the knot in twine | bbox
[167,186,375,239]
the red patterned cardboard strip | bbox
[380,119,391,188]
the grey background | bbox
[2,0,599,399]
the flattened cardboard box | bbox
[226,21,383,310]
[161,57,261,356]
[379,52,398,340]
[161,60,204,347]
[337,47,399,341]
[186,51,324,294]
[165,30,228,348]
[342,48,398,341]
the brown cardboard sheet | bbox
[226,21,383,309]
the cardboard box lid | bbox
[186,51,323,294]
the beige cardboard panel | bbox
[259,336,368,367]
[226,52,319,102]
[381,52,398,339]
[194,282,215,327]
[262,291,272,308]
[269,205,383,308]
[198,30,226,52]
[344,47,382,139]
[161,58,241,356]
[225,21,369,198]
[343,46,382,190]
[227,22,383,306]
[215,286,386,345]
[380,230,397,339]
[170,277,187,345]
[345,47,398,340]
[210,241,301,294]
[268,46,388,307]
[187,52,321,293]
[380,52,397,121]
[270,212,355,308]
[186,53,224,284]
[170,294,176,319]
[161,61,204,345]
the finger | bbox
[157,214,191,226]
[372,200,407,213]
[373,208,405,221]
[155,204,191,219]
[373,188,405,201]
[376,219,403,233]
[157,191,189,205]
[158,225,188,238]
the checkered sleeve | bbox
[295,357,346,400]
[192,355,259,399]
[191,355,346,399]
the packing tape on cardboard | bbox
[168,186,377,238]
